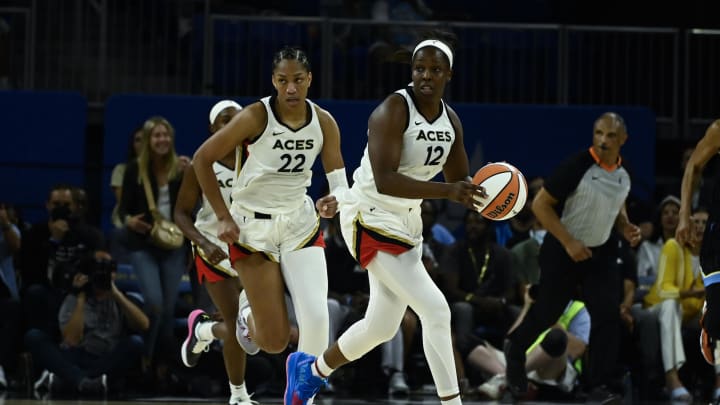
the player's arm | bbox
[315,106,348,217]
[317,106,345,174]
[193,103,265,222]
[174,163,211,247]
[677,119,720,245]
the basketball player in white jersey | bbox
[284,33,486,405]
[175,100,258,405]
[192,48,346,366]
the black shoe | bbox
[587,385,621,405]
[503,339,528,398]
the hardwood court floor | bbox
[0,394,701,405]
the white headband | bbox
[209,100,242,124]
[412,39,453,68]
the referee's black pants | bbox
[506,233,622,390]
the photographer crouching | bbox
[25,255,149,396]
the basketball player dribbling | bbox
[192,48,347,367]
[175,100,259,404]
[676,119,720,371]
[284,32,486,405]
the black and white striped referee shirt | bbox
[544,147,631,247]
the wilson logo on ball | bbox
[486,192,516,219]
[472,162,528,221]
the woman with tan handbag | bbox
[118,116,187,379]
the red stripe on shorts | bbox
[356,227,413,268]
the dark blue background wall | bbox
[0,91,655,230]
[0,91,88,223]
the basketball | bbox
[472,162,528,221]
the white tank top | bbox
[195,160,236,238]
[230,96,324,214]
[350,88,456,212]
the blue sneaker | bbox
[284,352,327,405]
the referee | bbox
[503,112,642,402]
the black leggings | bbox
[704,283,720,338]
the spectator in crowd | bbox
[110,127,143,229]
[635,195,680,295]
[27,256,148,396]
[442,209,515,345]
[19,184,107,338]
[0,202,21,389]
[460,294,590,401]
[118,116,187,375]
[642,208,707,402]
[0,202,20,300]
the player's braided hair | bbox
[272,46,312,72]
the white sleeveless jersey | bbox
[350,88,456,212]
[195,160,236,238]
[230,96,324,214]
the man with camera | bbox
[18,184,107,337]
[26,256,149,395]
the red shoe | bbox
[700,302,716,365]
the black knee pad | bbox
[539,328,568,358]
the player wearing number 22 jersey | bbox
[232,95,324,217]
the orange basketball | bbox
[472,162,528,221]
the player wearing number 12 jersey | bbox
[284,33,486,405]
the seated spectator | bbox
[459,292,590,400]
[442,209,515,345]
[642,207,707,402]
[421,199,455,252]
[636,195,680,294]
[18,184,107,338]
[26,256,148,396]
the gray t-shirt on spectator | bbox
[58,294,123,355]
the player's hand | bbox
[676,216,693,248]
[201,241,228,265]
[217,217,240,245]
[448,181,488,211]
[315,195,339,218]
[622,222,642,247]
[564,238,592,262]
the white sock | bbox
[196,320,217,341]
[229,381,250,401]
[441,396,462,405]
[312,355,334,378]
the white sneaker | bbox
[33,370,54,393]
[236,290,260,355]
[477,374,506,400]
[388,371,409,396]
[229,393,259,405]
